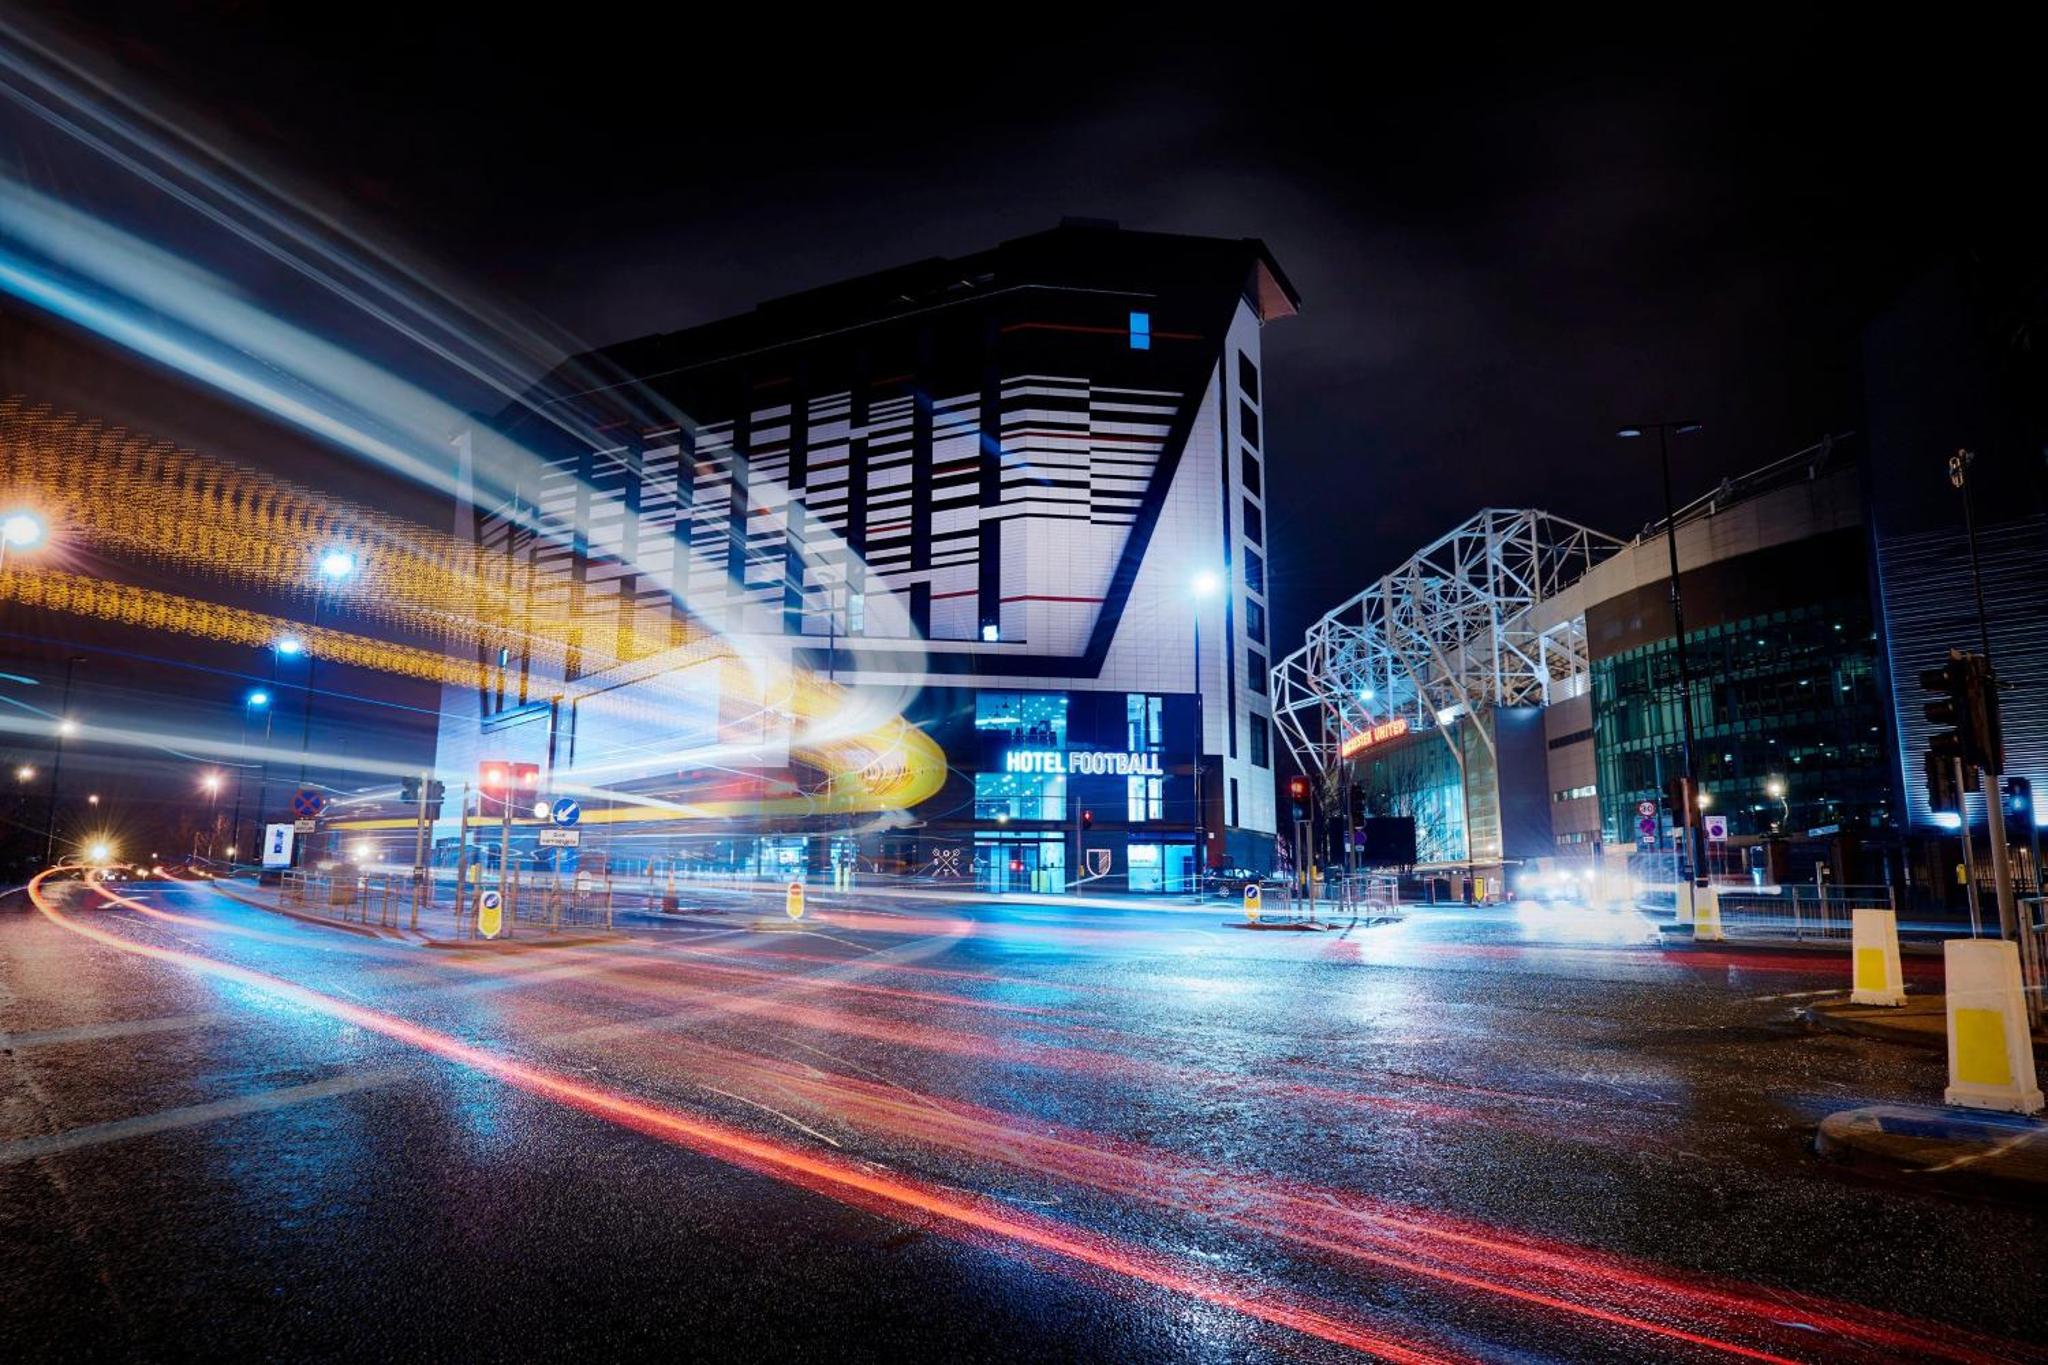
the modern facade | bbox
[420,222,1298,891]
[1277,442,1905,890]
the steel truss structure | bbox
[1273,509,1621,777]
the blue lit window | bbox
[1129,311,1151,350]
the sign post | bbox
[477,888,503,940]
[1243,881,1262,922]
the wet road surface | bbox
[3,875,2043,1362]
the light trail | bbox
[29,872,1452,1363]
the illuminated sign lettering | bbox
[1004,749,1165,777]
[1339,717,1410,760]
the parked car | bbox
[1203,866,1286,897]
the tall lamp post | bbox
[1190,570,1221,893]
[228,688,270,860]
[1618,421,1706,902]
[42,656,84,866]
[296,548,358,793]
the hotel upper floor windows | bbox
[1246,649,1268,696]
[975,771,1065,821]
[1241,447,1262,498]
[1129,312,1151,350]
[1126,774,1164,822]
[1244,547,1266,597]
[1245,599,1267,647]
[1243,498,1263,547]
[1125,693,1164,751]
[1238,400,1260,450]
[1249,713,1271,769]
[1237,351,1259,404]
[976,691,1068,747]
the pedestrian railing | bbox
[1710,883,1892,942]
[2018,896,2047,1031]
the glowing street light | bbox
[1191,570,1221,599]
[274,635,306,657]
[247,688,271,708]
[317,548,358,579]
[1,509,46,574]
[57,718,78,736]
[201,772,223,795]
[85,840,112,864]
[1764,777,1786,799]
[14,764,35,782]
[87,793,100,806]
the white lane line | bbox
[696,1083,844,1147]
[0,1067,411,1164]
[1,1012,221,1049]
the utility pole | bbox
[452,782,472,932]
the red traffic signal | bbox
[479,761,541,798]
[1081,808,1094,830]
[1288,775,1309,800]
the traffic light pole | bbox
[410,770,429,930]
[1956,757,1982,937]
[1981,770,2018,940]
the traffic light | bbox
[1662,773,1696,825]
[1080,808,1094,831]
[2005,776,2034,833]
[1287,775,1309,823]
[1347,782,1365,824]
[1921,649,2003,776]
[1924,752,1961,815]
[400,774,421,803]
[478,762,540,803]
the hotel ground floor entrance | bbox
[976,833,1066,894]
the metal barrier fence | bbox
[2020,896,2047,1031]
[1710,883,1894,942]
[276,867,616,938]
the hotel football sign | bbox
[1004,749,1165,777]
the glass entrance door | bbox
[977,837,1067,894]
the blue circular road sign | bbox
[550,797,581,828]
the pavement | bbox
[6,878,2046,1360]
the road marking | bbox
[0,1067,410,1165]
[697,1083,844,1147]
[0,1012,220,1049]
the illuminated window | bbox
[975,771,1066,821]
[1129,311,1151,350]
[976,691,1068,747]
[1125,693,1164,750]
[1126,774,1163,822]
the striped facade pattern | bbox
[486,374,1181,664]
[1877,513,2048,826]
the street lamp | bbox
[297,548,357,797]
[1764,776,1789,832]
[1619,420,1706,898]
[1190,570,1222,892]
[87,793,100,807]
[14,764,33,782]
[0,509,45,573]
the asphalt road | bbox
[3,875,2042,1363]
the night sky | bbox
[21,5,2048,648]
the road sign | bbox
[290,788,326,819]
[262,823,295,868]
[477,889,503,938]
[549,797,581,828]
[786,880,805,921]
[1636,799,1657,818]
[1636,814,1658,849]
[293,818,317,835]
[538,827,580,848]
[1704,814,1730,842]
[1243,882,1262,921]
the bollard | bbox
[1691,880,1723,942]
[786,879,805,921]
[1848,907,1906,1007]
[1942,939,2043,1114]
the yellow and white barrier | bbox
[785,880,806,921]
[1849,907,1906,1007]
[1691,882,1723,941]
[1942,939,2043,1115]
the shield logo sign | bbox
[1085,848,1113,877]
